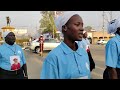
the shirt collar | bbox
[60,41,82,55]
[4,43,15,47]
[76,47,83,56]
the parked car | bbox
[96,39,108,45]
[30,38,61,53]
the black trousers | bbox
[87,51,95,71]
[0,67,24,79]
[103,68,120,79]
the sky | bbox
[0,11,41,29]
[0,11,42,37]
[0,11,120,35]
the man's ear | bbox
[62,25,67,31]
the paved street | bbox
[24,50,44,79]
[90,45,105,79]
[25,44,106,79]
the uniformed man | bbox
[0,31,28,79]
[40,11,91,79]
[78,30,95,72]
[103,18,120,79]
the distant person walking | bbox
[29,37,32,46]
[78,30,95,72]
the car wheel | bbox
[35,47,40,54]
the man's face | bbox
[5,32,16,45]
[65,15,84,41]
[14,59,18,63]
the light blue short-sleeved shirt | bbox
[105,34,120,68]
[77,38,90,51]
[40,41,91,79]
[0,43,26,71]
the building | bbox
[87,30,115,44]
[0,27,28,39]
[1,26,15,40]
[14,28,27,35]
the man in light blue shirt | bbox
[78,31,90,51]
[40,11,91,79]
[0,31,28,79]
[103,18,120,79]
[0,43,26,70]
[77,31,95,72]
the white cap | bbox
[55,11,81,32]
[2,31,11,39]
[107,18,120,34]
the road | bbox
[24,50,44,79]
[24,44,106,79]
[90,45,105,79]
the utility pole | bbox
[102,11,105,40]
[54,11,63,40]
[52,11,62,38]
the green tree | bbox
[39,11,57,38]
[84,26,92,31]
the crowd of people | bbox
[1,11,120,79]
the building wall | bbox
[0,28,28,39]
[87,32,92,38]
[14,29,27,35]
[87,31,115,44]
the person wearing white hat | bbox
[103,18,120,79]
[0,31,28,79]
[2,31,11,39]
[77,30,95,72]
[78,30,90,51]
[40,11,91,79]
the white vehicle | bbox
[96,39,108,45]
[30,38,61,53]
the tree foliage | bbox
[84,26,92,31]
[39,11,57,38]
